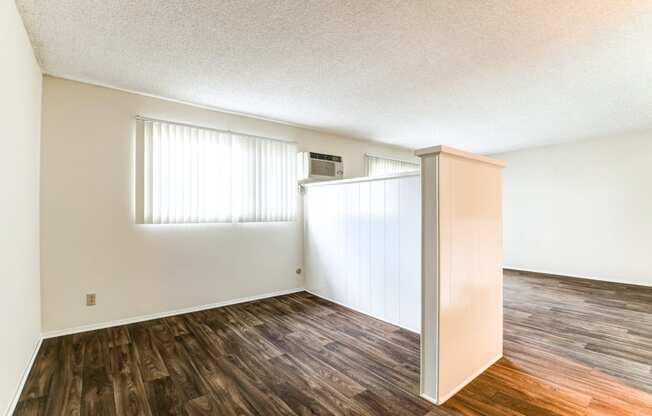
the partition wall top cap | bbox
[414,145,506,167]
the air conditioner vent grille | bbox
[310,159,336,177]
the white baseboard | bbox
[5,336,42,416]
[303,288,420,334]
[504,266,652,288]
[436,353,503,405]
[419,393,439,406]
[42,287,303,339]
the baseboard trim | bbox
[504,266,652,288]
[5,336,42,416]
[303,289,420,334]
[436,353,503,405]
[419,393,439,406]
[42,288,304,339]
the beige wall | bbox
[40,76,416,333]
[418,147,504,404]
[496,131,652,286]
[1,2,42,414]
[435,152,503,403]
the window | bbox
[365,154,420,176]
[135,118,297,224]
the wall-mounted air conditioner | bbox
[297,152,343,182]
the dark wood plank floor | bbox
[15,271,652,415]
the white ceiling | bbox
[17,0,652,153]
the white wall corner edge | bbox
[42,287,304,339]
[5,337,43,416]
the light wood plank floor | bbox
[15,271,652,415]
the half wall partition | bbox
[303,172,421,333]
[303,145,505,406]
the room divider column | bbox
[417,146,506,405]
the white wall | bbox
[40,76,416,333]
[303,174,421,332]
[0,2,42,414]
[496,131,652,286]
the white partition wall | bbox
[417,146,505,405]
[303,173,421,332]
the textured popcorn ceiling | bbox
[17,0,652,153]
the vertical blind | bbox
[366,154,420,177]
[139,119,296,224]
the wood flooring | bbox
[15,271,652,415]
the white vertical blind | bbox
[140,119,296,224]
[366,154,420,176]
[232,133,296,222]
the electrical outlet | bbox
[86,293,96,306]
